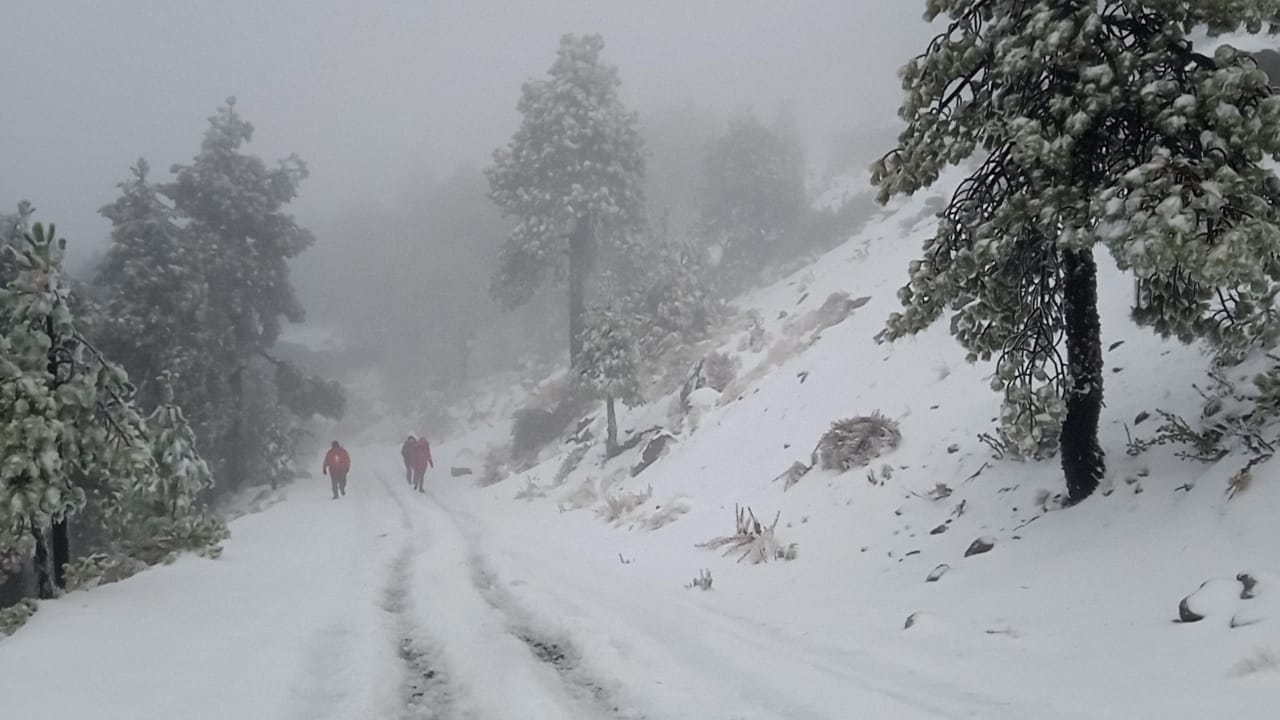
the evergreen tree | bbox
[142,372,213,520]
[873,2,1280,504]
[0,225,155,597]
[700,111,806,284]
[577,303,644,455]
[95,160,211,415]
[487,33,647,368]
[0,201,35,291]
[96,99,344,496]
[612,233,722,358]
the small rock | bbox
[946,443,960,454]
[1134,410,1150,425]
[904,612,921,629]
[929,523,948,535]
[926,564,950,582]
[1238,572,1260,600]
[964,536,996,558]
[1178,578,1242,623]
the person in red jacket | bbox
[408,437,433,493]
[322,441,351,499]
[400,435,416,485]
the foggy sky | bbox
[2,0,935,266]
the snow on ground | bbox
[4,166,1280,718]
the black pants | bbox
[331,471,347,498]
[405,465,412,485]
[412,467,426,491]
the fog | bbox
[2,0,937,412]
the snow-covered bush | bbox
[514,477,547,501]
[814,413,902,471]
[598,485,653,523]
[554,444,589,485]
[700,351,739,393]
[63,553,145,592]
[480,446,511,487]
[639,497,690,530]
[0,598,37,637]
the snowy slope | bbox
[3,166,1279,719]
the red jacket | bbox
[407,439,433,472]
[323,446,351,475]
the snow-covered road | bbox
[0,447,1048,720]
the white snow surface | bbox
[4,168,1280,717]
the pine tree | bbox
[577,303,644,456]
[700,111,806,284]
[487,34,647,368]
[96,99,344,497]
[612,233,722,358]
[95,160,211,416]
[0,201,35,291]
[0,224,155,597]
[873,2,1280,504]
[142,372,213,520]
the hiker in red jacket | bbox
[400,435,416,485]
[322,441,351,499]
[408,437,433,493]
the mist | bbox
[2,0,939,422]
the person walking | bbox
[408,437,433,493]
[400,435,416,485]
[322,441,351,499]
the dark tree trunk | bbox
[568,217,590,369]
[51,519,69,590]
[32,528,55,600]
[605,396,619,457]
[226,365,247,493]
[1060,248,1105,505]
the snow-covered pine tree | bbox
[95,160,212,417]
[0,224,155,598]
[0,201,35,291]
[116,371,227,560]
[487,33,647,368]
[700,111,806,286]
[94,99,343,496]
[612,233,722,360]
[577,303,644,456]
[873,2,1280,505]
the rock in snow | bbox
[964,536,995,557]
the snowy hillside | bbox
[4,167,1279,719]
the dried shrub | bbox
[685,569,713,591]
[814,412,902,471]
[514,477,547,501]
[697,504,797,564]
[598,485,654,523]
[554,445,590,485]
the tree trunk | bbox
[605,396,619,457]
[32,528,54,600]
[1060,248,1105,505]
[568,217,590,369]
[226,365,247,493]
[51,519,69,591]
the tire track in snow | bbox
[375,474,454,720]
[469,558,649,720]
